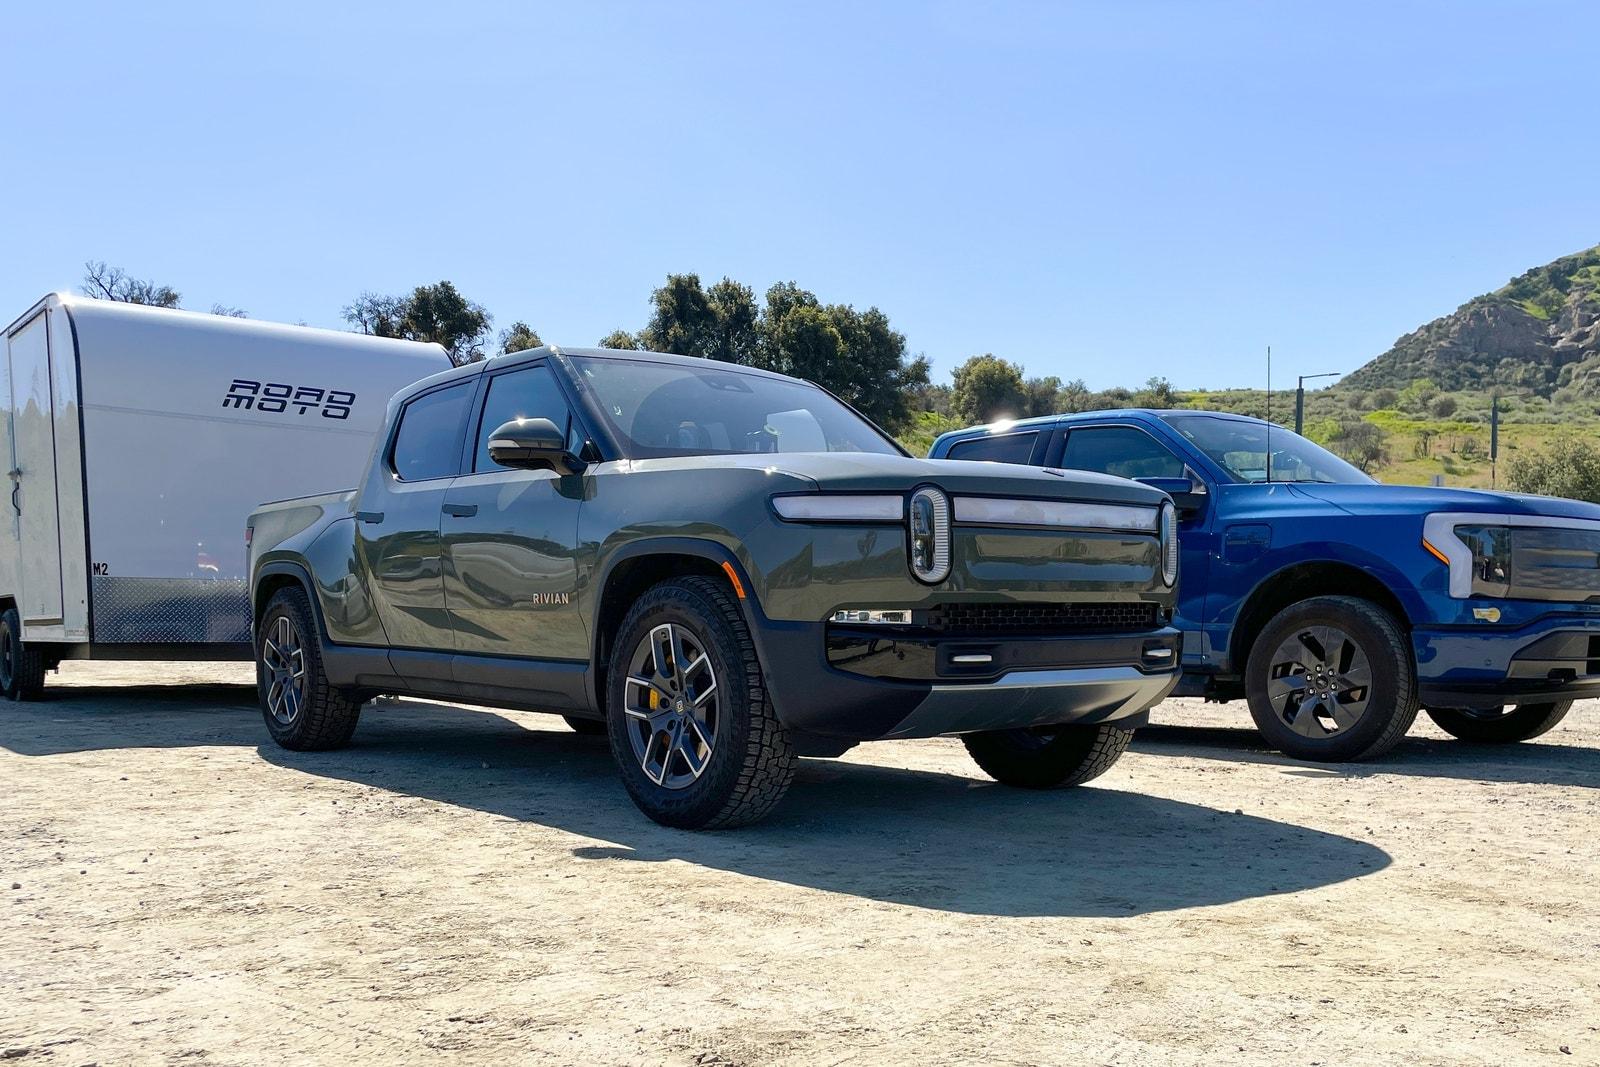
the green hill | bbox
[1342,243,1600,396]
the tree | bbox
[81,261,180,308]
[499,321,542,354]
[1328,420,1388,473]
[1371,388,1399,410]
[343,281,491,364]
[210,304,248,318]
[1022,376,1062,417]
[1135,376,1175,408]
[598,330,640,350]
[1508,438,1600,502]
[343,292,408,336]
[950,355,1027,424]
[1430,395,1458,418]
[1057,378,1094,413]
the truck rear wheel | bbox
[0,607,47,702]
[963,723,1134,788]
[1425,701,1572,743]
[606,576,796,829]
[1245,595,1418,762]
[256,587,362,751]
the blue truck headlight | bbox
[1423,511,1600,601]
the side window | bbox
[946,431,1039,464]
[1060,426,1183,480]
[390,382,473,482]
[473,364,574,472]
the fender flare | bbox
[585,535,767,708]
[252,560,327,643]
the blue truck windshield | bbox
[572,356,902,459]
[1160,414,1372,484]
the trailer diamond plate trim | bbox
[91,576,251,643]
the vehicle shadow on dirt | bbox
[1133,722,1600,787]
[2,687,1393,918]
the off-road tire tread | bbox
[1425,700,1572,744]
[259,588,362,751]
[1,607,47,702]
[608,575,796,829]
[1246,594,1418,762]
[963,722,1134,789]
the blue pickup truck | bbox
[931,409,1600,761]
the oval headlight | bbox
[1160,500,1178,587]
[908,486,951,584]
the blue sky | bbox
[3,1,1596,390]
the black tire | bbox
[256,587,362,751]
[562,714,608,736]
[1426,701,1572,744]
[0,607,47,702]
[606,576,796,830]
[963,723,1134,789]
[1245,595,1418,762]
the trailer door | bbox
[7,311,64,624]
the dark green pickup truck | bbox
[248,346,1181,827]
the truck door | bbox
[441,361,585,661]
[354,379,475,653]
[1056,423,1213,663]
[6,311,64,626]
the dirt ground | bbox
[2,662,1596,1066]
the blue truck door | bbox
[1053,423,1213,665]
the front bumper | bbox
[1414,613,1600,708]
[748,616,1181,741]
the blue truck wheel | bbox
[1245,595,1419,762]
[1425,701,1572,744]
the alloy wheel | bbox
[1265,624,1373,738]
[622,622,719,790]
[262,615,307,725]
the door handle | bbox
[442,502,478,518]
[356,511,385,524]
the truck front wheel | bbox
[1425,701,1572,744]
[1244,595,1418,762]
[606,576,796,829]
[0,607,46,702]
[256,587,362,751]
[963,723,1134,788]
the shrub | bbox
[1507,438,1600,502]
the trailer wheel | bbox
[0,607,47,702]
[1425,701,1572,744]
[963,723,1134,788]
[256,587,362,750]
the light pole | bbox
[1295,372,1341,435]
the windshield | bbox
[1160,414,1373,484]
[571,356,903,459]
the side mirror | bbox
[487,418,586,475]
[1137,471,1208,514]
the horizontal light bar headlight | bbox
[953,496,1159,532]
[772,494,903,522]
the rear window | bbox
[390,382,472,482]
[946,431,1038,464]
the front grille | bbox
[923,601,1160,635]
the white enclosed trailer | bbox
[0,294,450,695]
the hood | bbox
[1286,482,1600,521]
[628,452,1167,506]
